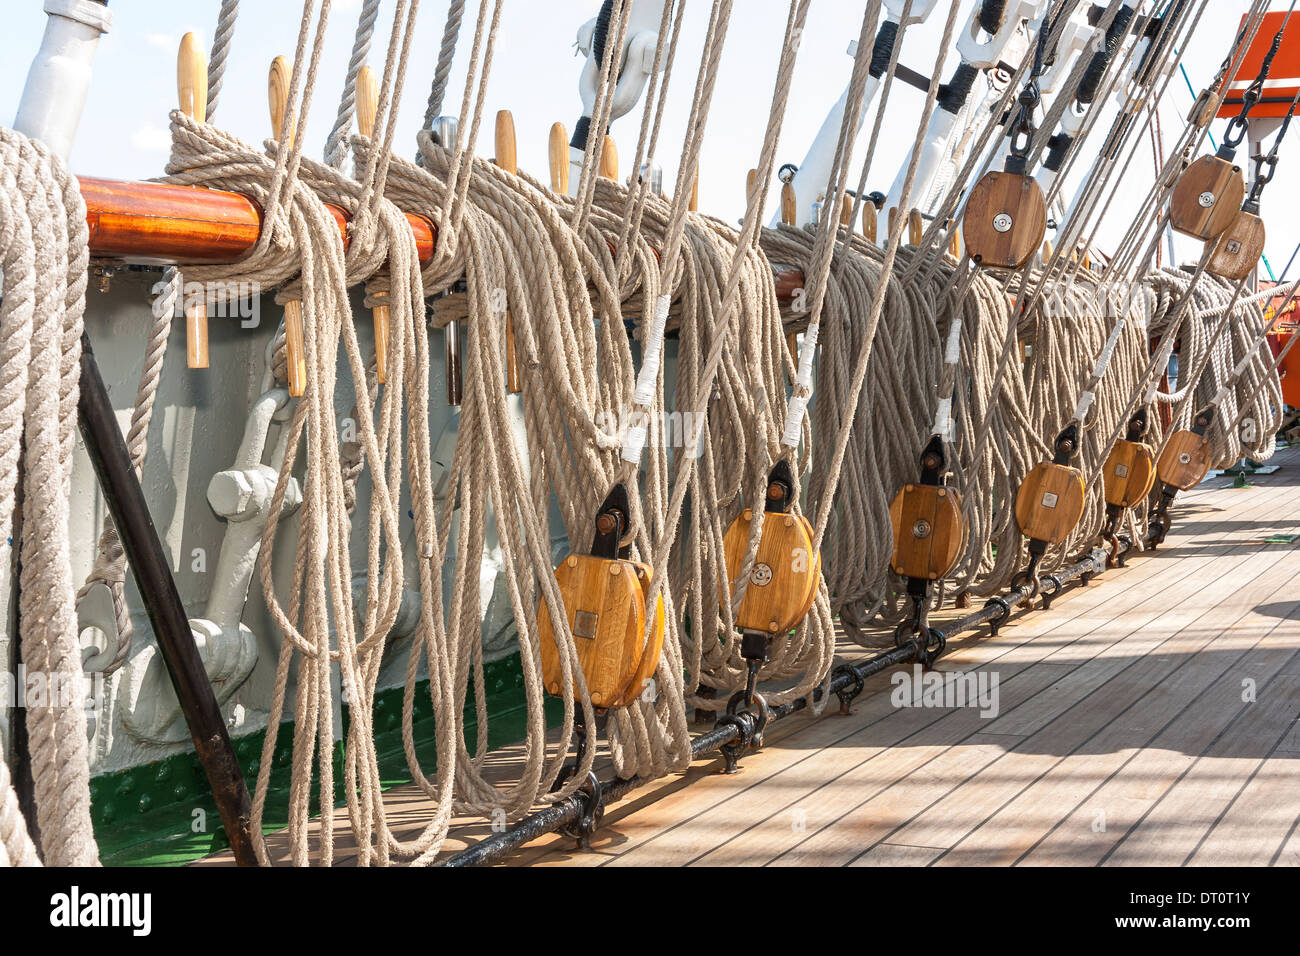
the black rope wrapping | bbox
[938,62,980,114]
[869,20,900,79]
[1078,2,1134,105]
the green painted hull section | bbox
[90,652,560,866]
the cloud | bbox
[144,32,175,50]
[130,124,172,153]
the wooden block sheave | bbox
[1206,206,1266,281]
[1102,440,1157,509]
[1170,154,1244,241]
[1015,461,1086,545]
[1157,429,1214,491]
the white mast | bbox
[881,0,1045,226]
[770,0,939,228]
[569,0,668,194]
[13,0,113,160]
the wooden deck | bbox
[206,444,1300,867]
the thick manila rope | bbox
[160,0,410,866]
[0,128,99,867]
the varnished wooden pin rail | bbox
[80,176,437,265]
[78,177,806,302]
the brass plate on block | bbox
[1014,461,1086,544]
[540,554,647,709]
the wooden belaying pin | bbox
[548,122,570,194]
[947,226,960,259]
[495,110,522,394]
[907,209,923,247]
[840,195,853,228]
[690,171,699,213]
[600,134,619,182]
[862,200,877,243]
[269,55,307,398]
[779,180,799,358]
[355,66,390,385]
[780,180,797,228]
[178,33,209,370]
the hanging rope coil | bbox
[0,127,99,867]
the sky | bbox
[1,0,1296,275]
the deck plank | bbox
[1103,668,1300,866]
[528,461,1300,867]
[524,529,1187,866]
[835,535,1300,865]
[928,553,1300,865]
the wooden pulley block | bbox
[889,484,964,581]
[960,171,1047,269]
[1206,205,1266,281]
[722,510,818,637]
[1014,462,1086,545]
[538,553,648,709]
[720,461,820,637]
[1157,429,1213,491]
[1169,153,1244,240]
[1102,440,1157,509]
[890,436,964,581]
[538,485,663,710]
[1187,87,1222,130]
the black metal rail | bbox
[439,543,1113,867]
